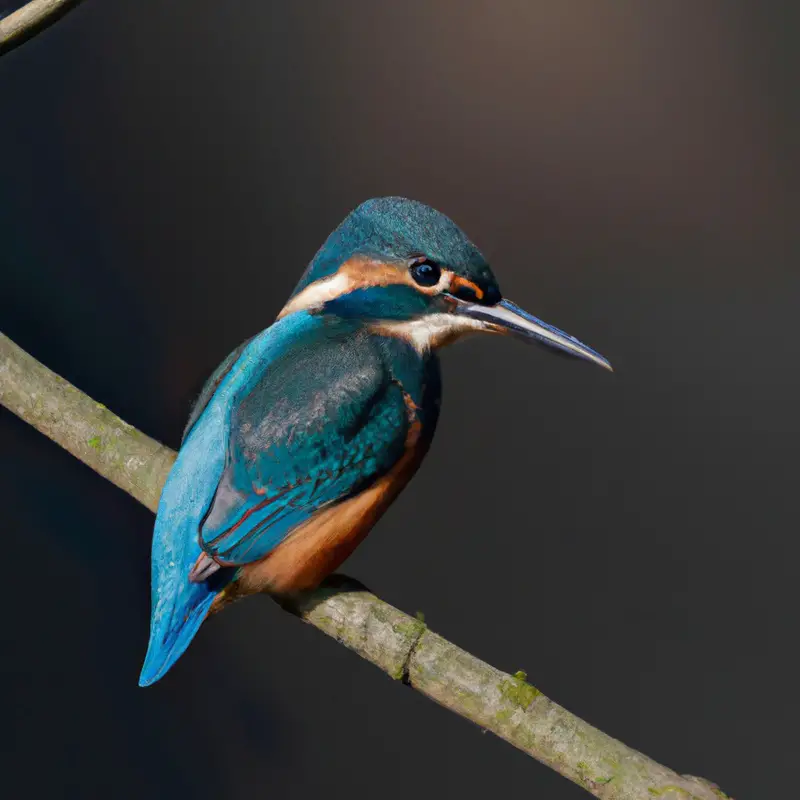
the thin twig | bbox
[0,332,732,800]
[0,0,85,56]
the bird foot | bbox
[188,551,222,583]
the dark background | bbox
[2,2,798,798]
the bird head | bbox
[279,197,611,370]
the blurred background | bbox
[2,2,798,797]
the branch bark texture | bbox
[0,0,84,56]
[0,331,732,800]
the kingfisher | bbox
[139,197,611,686]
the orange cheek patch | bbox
[281,257,484,320]
[338,256,409,287]
[339,257,444,296]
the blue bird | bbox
[139,197,611,686]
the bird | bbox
[139,196,611,686]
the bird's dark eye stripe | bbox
[408,257,441,287]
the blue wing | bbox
[198,334,410,565]
[139,313,411,686]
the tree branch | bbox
[0,0,84,56]
[0,331,731,800]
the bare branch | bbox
[0,0,84,56]
[0,333,174,512]
[0,331,732,800]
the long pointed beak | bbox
[455,298,613,371]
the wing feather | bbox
[198,331,411,565]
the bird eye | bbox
[409,257,441,287]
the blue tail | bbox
[139,362,237,686]
[139,578,219,687]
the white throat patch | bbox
[374,314,487,354]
